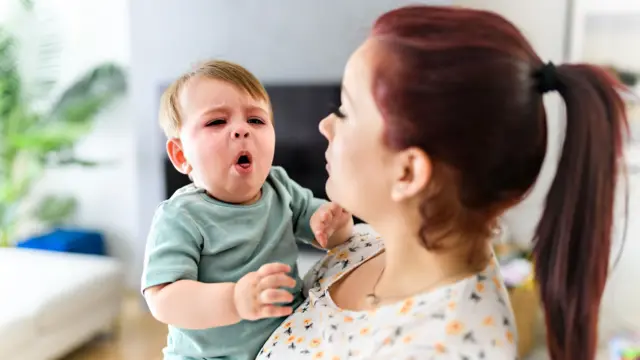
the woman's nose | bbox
[319,116,332,140]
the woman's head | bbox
[322,6,547,243]
[320,5,628,360]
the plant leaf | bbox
[0,30,21,121]
[7,122,92,153]
[51,157,102,167]
[50,63,126,123]
[20,0,34,11]
[33,195,77,227]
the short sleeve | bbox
[141,203,203,293]
[270,166,326,244]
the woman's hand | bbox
[233,263,297,321]
[310,202,354,249]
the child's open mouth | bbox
[234,151,253,173]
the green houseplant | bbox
[0,17,127,246]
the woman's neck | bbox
[371,221,491,300]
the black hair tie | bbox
[534,61,559,94]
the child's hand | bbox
[233,263,296,321]
[310,202,353,249]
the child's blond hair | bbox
[159,60,270,138]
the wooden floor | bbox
[64,295,167,360]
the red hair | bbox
[370,6,628,360]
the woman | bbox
[256,5,628,360]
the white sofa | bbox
[0,247,125,360]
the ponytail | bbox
[533,63,628,360]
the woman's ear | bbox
[166,138,192,175]
[390,147,432,202]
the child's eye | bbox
[206,119,226,126]
[248,117,265,124]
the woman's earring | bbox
[391,183,406,201]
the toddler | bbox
[141,60,353,360]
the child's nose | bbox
[232,128,250,139]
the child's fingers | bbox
[259,304,293,319]
[258,272,297,290]
[315,232,328,248]
[320,210,332,225]
[259,289,295,304]
[257,263,292,277]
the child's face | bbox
[170,76,275,204]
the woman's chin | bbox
[325,180,337,202]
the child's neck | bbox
[205,188,262,206]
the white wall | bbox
[129,0,449,289]
[1,1,137,283]
[583,14,640,71]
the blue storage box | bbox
[17,228,106,256]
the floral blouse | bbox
[256,225,518,360]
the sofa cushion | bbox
[0,248,124,334]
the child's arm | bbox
[144,281,238,329]
[142,204,295,330]
[145,263,296,329]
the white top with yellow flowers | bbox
[256,225,518,360]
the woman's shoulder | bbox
[375,260,519,359]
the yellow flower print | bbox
[402,335,413,344]
[383,337,392,346]
[310,338,322,348]
[476,282,485,293]
[337,251,349,260]
[447,301,457,311]
[272,334,280,341]
[343,315,353,323]
[332,271,344,280]
[434,342,447,354]
[286,335,297,344]
[446,320,464,335]
[296,336,305,344]
[332,357,341,360]
[506,330,514,344]
[304,319,313,326]
[313,351,324,359]
[483,316,495,326]
[493,276,502,290]
[360,326,371,335]
[284,321,293,329]
[399,298,415,315]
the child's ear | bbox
[167,138,191,175]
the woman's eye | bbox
[248,117,265,124]
[206,119,226,126]
[330,103,346,119]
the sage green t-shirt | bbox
[141,166,325,360]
